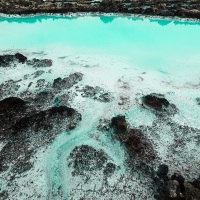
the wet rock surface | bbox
[142,93,170,111]
[0,79,21,98]
[111,115,127,132]
[68,145,109,176]
[155,168,200,200]
[27,58,53,67]
[0,53,52,68]
[0,53,27,67]
[0,95,82,175]
[0,52,117,191]
[157,164,169,181]
[0,0,200,19]
[142,93,178,115]
[0,97,26,132]
[53,72,83,90]
[124,128,156,162]
[184,181,200,200]
[110,115,156,166]
[0,52,85,193]
[77,85,113,102]
[12,106,78,133]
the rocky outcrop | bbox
[77,85,113,102]
[0,96,81,134]
[68,144,118,179]
[0,0,200,19]
[0,53,52,68]
[184,181,200,200]
[110,115,156,165]
[27,58,52,67]
[0,96,82,174]
[53,72,83,90]
[0,97,27,132]
[12,106,77,133]
[0,53,27,67]
[155,167,200,200]
[142,93,170,111]
[68,145,109,176]
[110,115,127,133]
[141,93,178,115]
[124,128,156,161]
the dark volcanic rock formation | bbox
[0,97,27,132]
[110,115,156,165]
[110,115,127,133]
[142,93,170,111]
[15,53,27,63]
[0,53,27,67]
[68,144,118,180]
[142,93,178,115]
[27,58,53,67]
[124,128,156,161]
[157,164,169,181]
[0,79,22,99]
[53,72,83,90]
[12,106,77,133]
[155,168,200,200]
[0,53,52,68]
[0,96,81,134]
[78,85,113,102]
[0,96,82,175]
[0,0,200,19]
[68,145,108,176]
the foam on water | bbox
[0,15,200,199]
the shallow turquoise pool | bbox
[0,15,200,76]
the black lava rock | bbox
[142,94,169,111]
[110,115,127,133]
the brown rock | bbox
[184,182,200,200]
[142,94,169,111]
[110,115,127,133]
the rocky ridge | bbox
[0,0,200,19]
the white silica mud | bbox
[0,15,200,200]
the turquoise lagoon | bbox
[0,15,200,199]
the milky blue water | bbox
[0,15,200,200]
[0,15,200,75]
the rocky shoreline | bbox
[0,52,200,199]
[0,0,200,19]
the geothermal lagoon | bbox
[0,15,200,199]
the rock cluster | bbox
[142,93,178,116]
[0,53,52,68]
[155,165,200,200]
[0,53,83,179]
[0,96,82,175]
[0,53,27,67]
[110,115,156,166]
[68,145,114,177]
[77,85,113,102]
[0,0,200,19]
[53,72,83,90]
